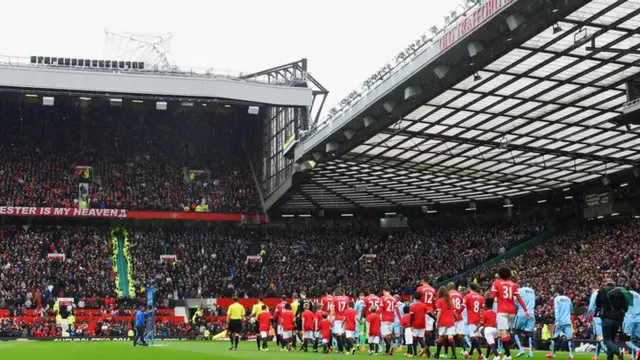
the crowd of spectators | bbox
[0,97,261,213]
[462,219,640,339]
[0,216,636,340]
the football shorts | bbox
[277,325,283,334]
[426,315,435,331]
[455,320,466,335]
[404,328,414,345]
[303,331,314,339]
[592,317,603,337]
[368,336,380,344]
[484,327,498,344]
[467,324,479,337]
[333,320,345,334]
[552,324,573,339]
[412,328,425,338]
[438,327,455,337]
[496,313,516,331]
[514,315,536,332]
[260,331,268,338]
[624,321,640,338]
[345,330,355,339]
[282,331,293,339]
[381,322,394,337]
[314,331,321,339]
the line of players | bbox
[249,267,586,360]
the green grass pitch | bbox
[0,341,598,360]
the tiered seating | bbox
[0,97,261,213]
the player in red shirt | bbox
[435,286,457,359]
[344,300,359,355]
[320,288,335,315]
[257,305,272,351]
[320,288,334,350]
[331,288,350,353]
[318,313,332,353]
[410,291,431,358]
[448,282,467,355]
[367,305,382,355]
[481,298,499,359]
[463,283,485,358]
[417,280,437,332]
[380,286,400,355]
[490,267,529,360]
[313,303,326,353]
[400,305,414,357]
[273,295,288,349]
[281,304,295,351]
[301,302,315,352]
[363,291,381,318]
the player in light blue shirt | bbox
[624,280,640,360]
[514,282,536,358]
[549,286,574,359]
[584,285,607,358]
[354,293,365,347]
[394,296,405,349]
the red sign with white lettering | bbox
[0,206,266,223]
[439,0,511,53]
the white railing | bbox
[0,55,293,87]
[311,0,489,134]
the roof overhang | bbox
[271,0,640,212]
[0,61,312,107]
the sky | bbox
[0,0,460,119]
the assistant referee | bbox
[227,296,245,351]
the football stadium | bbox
[2,0,640,359]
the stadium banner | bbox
[160,255,178,262]
[47,253,66,262]
[0,206,266,223]
[49,337,190,342]
[438,0,513,53]
[1,315,186,324]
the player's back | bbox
[518,287,536,316]
[626,290,640,322]
[333,295,349,319]
[449,290,463,316]
[491,279,519,314]
[464,292,484,324]
[380,295,396,322]
[365,294,380,315]
[418,285,436,307]
[321,295,334,313]
[553,295,573,325]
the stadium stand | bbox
[460,219,640,339]
[0,96,260,213]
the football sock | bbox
[234,336,239,349]
[502,336,511,357]
[514,333,523,352]
[528,336,534,355]
[263,338,268,349]
[256,336,261,350]
[450,337,457,358]
[568,340,574,357]
[470,337,479,355]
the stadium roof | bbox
[271,0,640,213]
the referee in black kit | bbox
[227,295,245,351]
[296,291,313,351]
